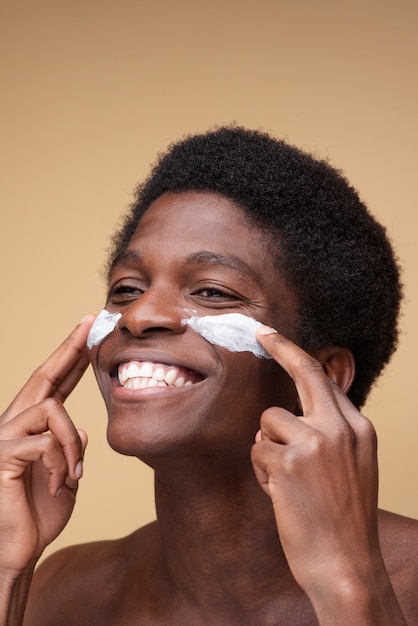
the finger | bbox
[76,428,88,478]
[256,327,339,419]
[23,314,95,402]
[328,379,378,457]
[51,348,91,403]
[77,428,88,455]
[259,406,310,445]
[326,378,364,426]
[1,398,85,481]
[3,315,95,421]
[251,439,287,498]
[1,433,70,497]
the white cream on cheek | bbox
[181,313,272,359]
[86,309,271,358]
[87,309,122,349]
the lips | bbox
[117,360,203,390]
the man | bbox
[1,127,417,624]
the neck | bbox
[151,453,308,623]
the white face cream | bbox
[87,309,122,349]
[181,313,272,359]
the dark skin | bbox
[0,191,417,625]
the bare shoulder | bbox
[378,508,418,566]
[378,509,418,623]
[23,522,163,626]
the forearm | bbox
[0,562,36,626]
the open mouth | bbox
[117,361,204,390]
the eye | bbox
[191,285,243,308]
[107,282,144,306]
[197,287,230,298]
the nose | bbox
[116,287,185,338]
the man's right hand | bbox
[0,315,94,575]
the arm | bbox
[0,315,94,626]
[251,327,407,626]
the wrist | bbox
[307,564,407,626]
[0,561,37,626]
[0,557,37,583]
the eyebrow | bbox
[109,248,261,284]
[109,249,142,273]
[185,250,261,284]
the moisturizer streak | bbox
[87,309,122,349]
[181,313,272,359]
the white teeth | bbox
[126,363,141,379]
[117,361,195,389]
[138,362,153,377]
[164,368,178,385]
[153,367,165,381]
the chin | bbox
[105,410,203,462]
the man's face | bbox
[90,191,299,464]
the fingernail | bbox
[75,459,83,479]
[79,314,91,325]
[257,325,278,336]
[55,487,63,497]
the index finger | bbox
[256,326,338,417]
[2,315,96,422]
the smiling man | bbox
[1,127,417,625]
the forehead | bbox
[127,191,271,271]
[136,190,261,243]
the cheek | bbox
[88,342,99,374]
[219,354,296,420]
[264,361,298,411]
[88,345,110,399]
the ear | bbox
[293,346,356,415]
[314,346,356,394]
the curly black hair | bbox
[108,126,403,408]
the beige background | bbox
[1,0,417,561]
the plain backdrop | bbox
[1,0,417,562]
